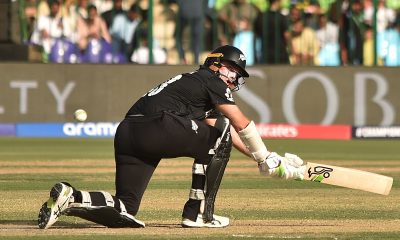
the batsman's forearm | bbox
[230,125,252,158]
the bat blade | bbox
[304,162,393,195]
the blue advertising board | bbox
[16,122,119,138]
[0,124,16,136]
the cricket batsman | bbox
[38,45,305,229]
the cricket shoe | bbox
[38,182,74,229]
[181,214,229,228]
[118,211,146,228]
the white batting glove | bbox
[258,152,305,180]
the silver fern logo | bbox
[191,120,198,134]
[225,88,234,102]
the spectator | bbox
[290,19,320,65]
[175,0,205,64]
[101,0,126,29]
[364,0,396,33]
[92,0,113,15]
[76,0,89,19]
[30,0,75,59]
[217,0,259,65]
[36,0,50,18]
[316,14,340,66]
[377,20,400,66]
[24,0,38,41]
[77,4,111,52]
[292,0,321,30]
[288,5,303,30]
[217,0,259,45]
[61,0,80,44]
[254,0,291,64]
[203,0,219,50]
[110,3,142,61]
[339,0,364,65]
[363,24,376,66]
[324,0,342,24]
[131,31,167,64]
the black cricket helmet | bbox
[204,45,249,78]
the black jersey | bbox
[127,66,235,120]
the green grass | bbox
[0,138,399,239]
[0,138,114,161]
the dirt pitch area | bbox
[1,219,400,238]
[1,157,399,239]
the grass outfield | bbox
[0,138,399,239]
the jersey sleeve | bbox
[205,109,223,119]
[206,77,236,106]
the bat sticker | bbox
[304,162,393,195]
[308,166,334,182]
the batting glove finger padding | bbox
[259,152,305,180]
[284,153,304,168]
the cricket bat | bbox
[304,162,393,195]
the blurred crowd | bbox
[22,0,400,66]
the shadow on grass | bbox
[146,223,182,228]
[0,220,102,229]
[0,220,37,226]
[0,220,182,229]
[233,221,337,227]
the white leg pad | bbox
[101,191,115,207]
[80,191,92,207]
[193,163,207,175]
[119,200,127,214]
[189,189,206,200]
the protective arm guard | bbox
[238,122,305,179]
[204,116,232,222]
[238,121,270,164]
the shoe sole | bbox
[38,183,71,229]
[181,218,229,228]
[181,222,228,228]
